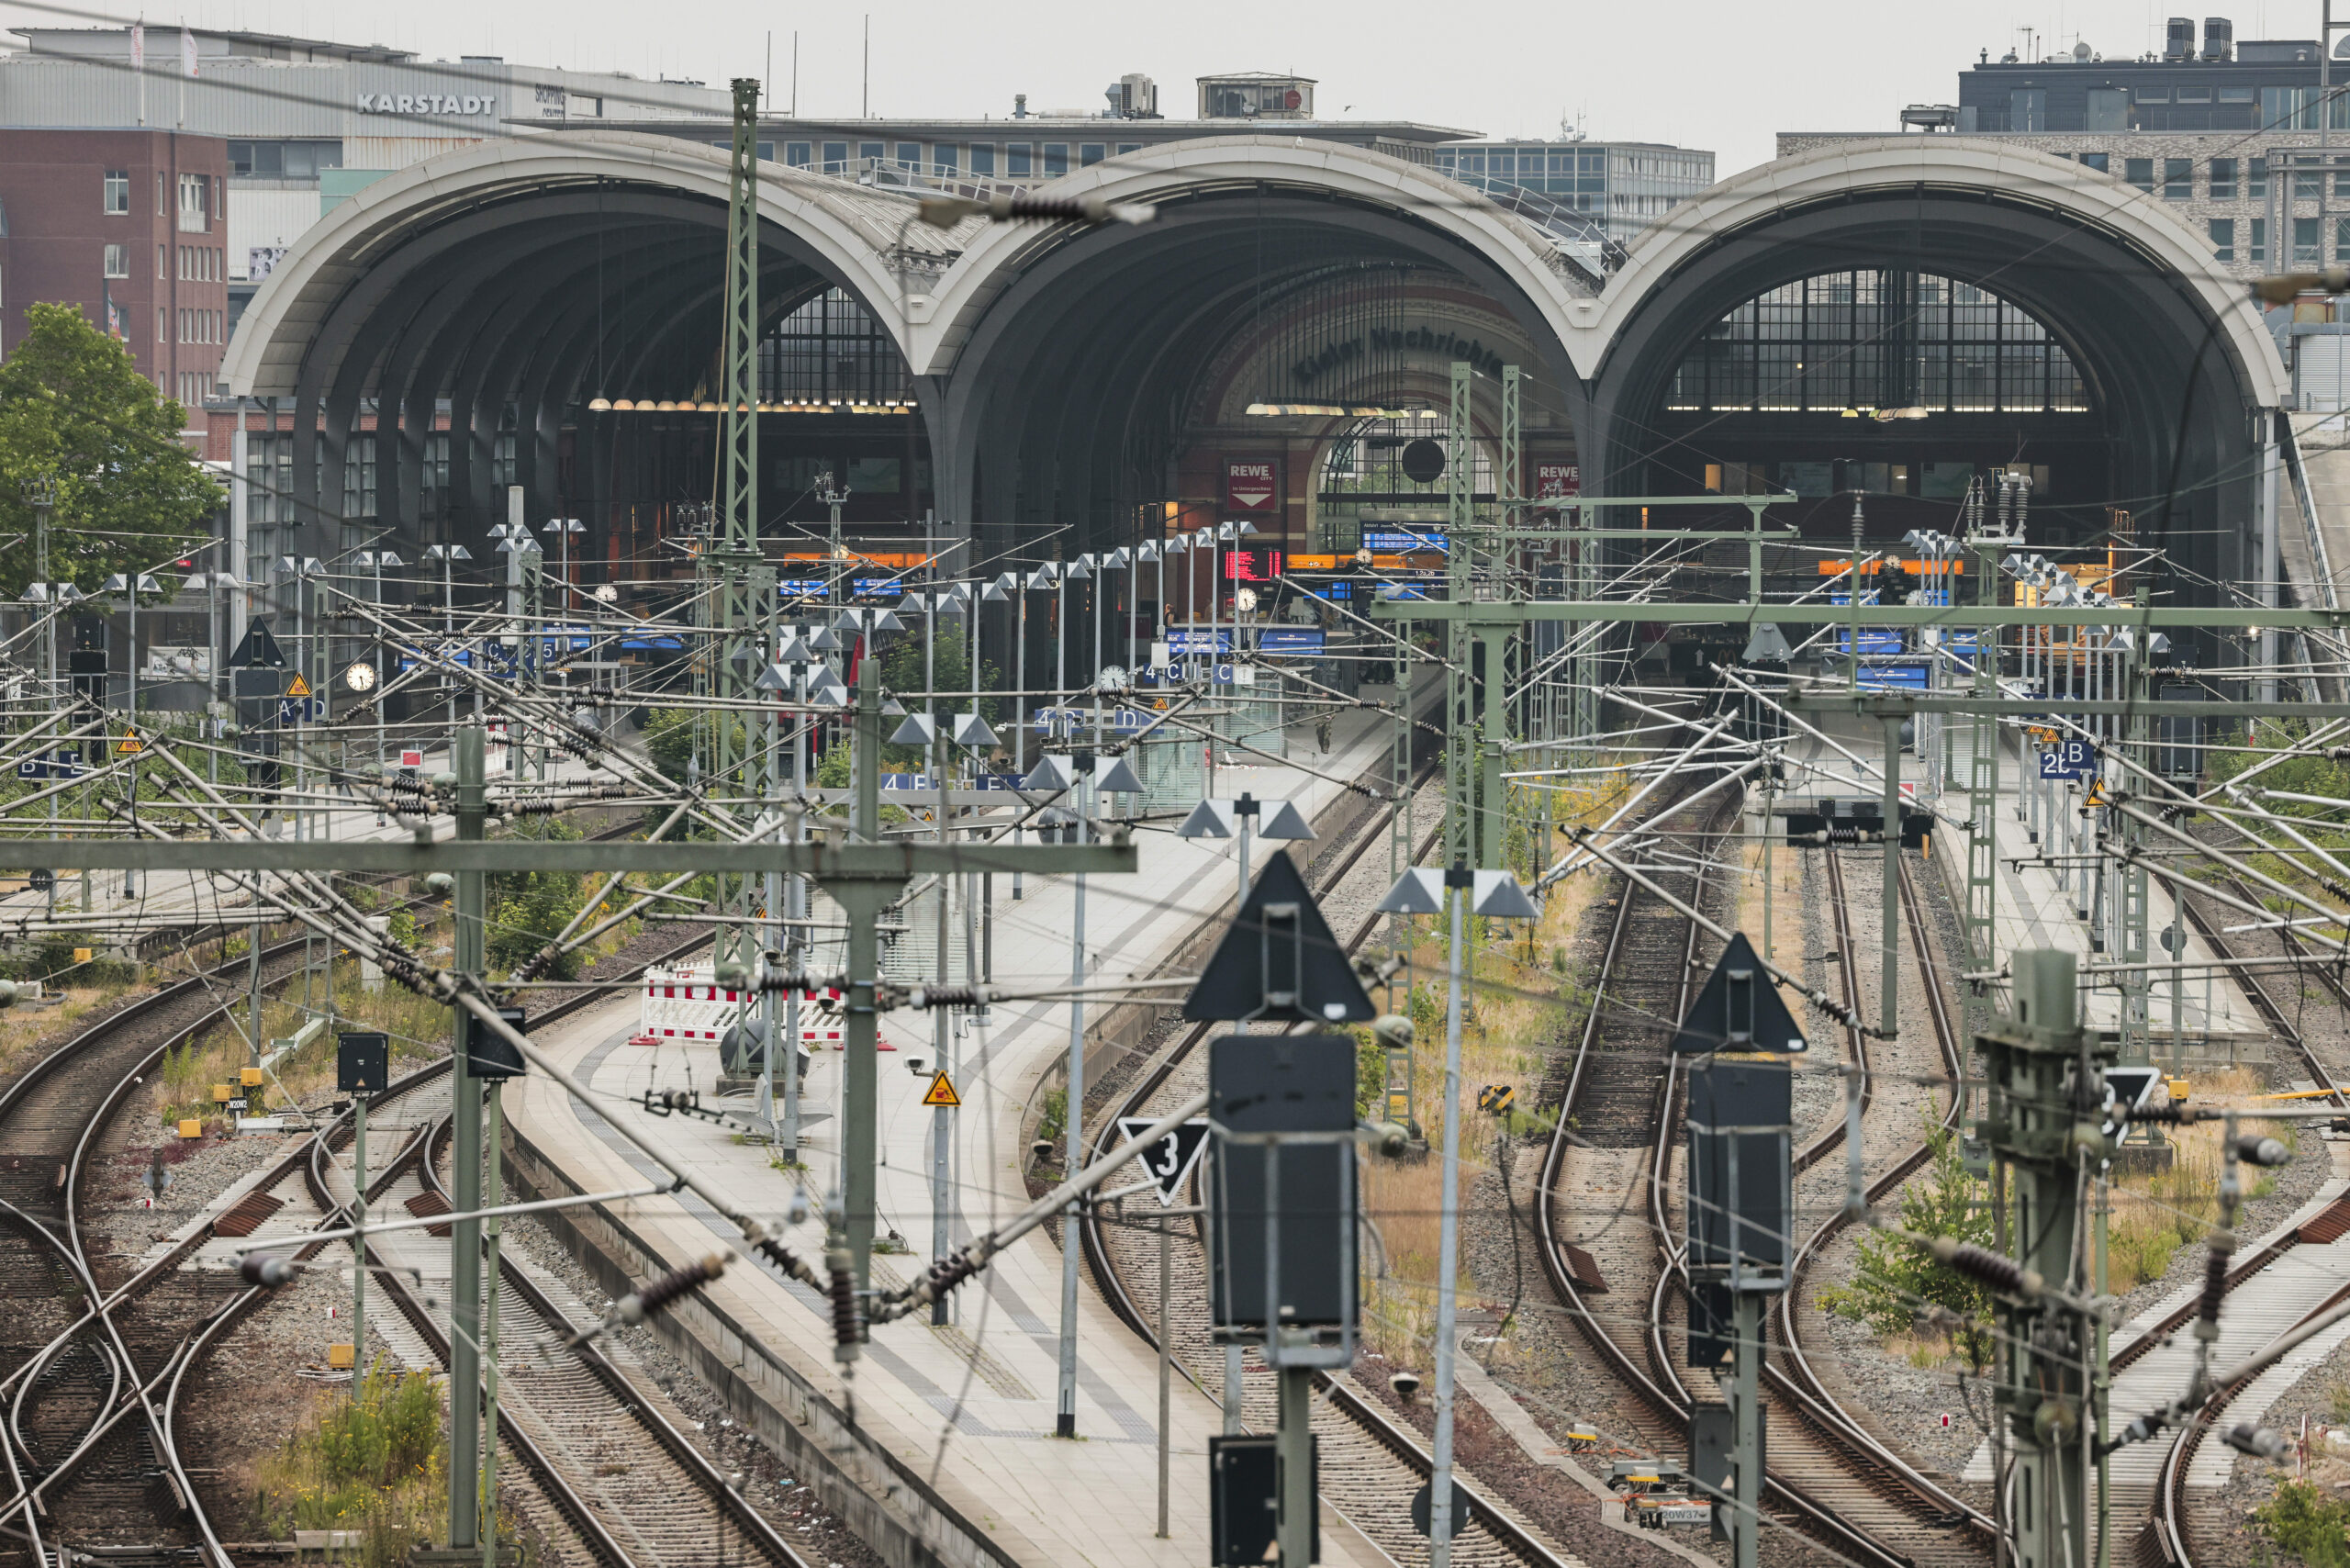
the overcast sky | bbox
[36,0,2320,174]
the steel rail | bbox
[1535,780,1920,1568]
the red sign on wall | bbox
[1535,462,1582,499]
[1225,458,1281,512]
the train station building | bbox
[217,124,2287,685]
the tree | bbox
[1816,1107,1996,1371]
[0,303,225,598]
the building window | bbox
[932,142,957,174]
[785,141,811,167]
[2164,158,2192,199]
[2251,218,2267,263]
[1080,142,1106,166]
[157,307,165,342]
[2125,157,2154,193]
[102,244,128,278]
[968,142,995,175]
[1664,268,2087,415]
[2009,88,2045,132]
[2250,156,2269,197]
[2210,157,2237,198]
[1043,143,1069,176]
[857,140,882,165]
[2078,151,2109,174]
[758,286,910,402]
[2085,87,2129,129]
[178,172,207,232]
[821,140,847,171]
[2294,216,2320,266]
[894,141,921,171]
[103,169,129,214]
[1117,141,1142,155]
[1006,142,1032,176]
[2336,217,2350,265]
[2296,161,2323,199]
[156,170,165,214]
[2210,218,2235,262]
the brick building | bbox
[0,129,229,414]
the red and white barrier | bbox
[631,963,870,1050]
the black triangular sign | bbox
[1671,932,1807,1054]
[1114,1115,1211,1204]
[229,621,285,669]
[1182,849,1374,1024]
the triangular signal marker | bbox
[1182,849,1373,1025]
[1671,932,1807,1054]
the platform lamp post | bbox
[1375,862,1540,1568]
[184,571,241,783]
[422,544,473,736]
[1059,554,1091,731]
[354,551,404,767]
[18,581,83,719]
[102,570,162,898]
[1136,539,1165,689]
[541,517,586,606]
[1101,547,1132,688]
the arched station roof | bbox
[218,128,2288,594]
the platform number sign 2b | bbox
[1114,1115,1211,1205]
[2039,739,2097,779]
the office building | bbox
[0,129,229,406]
[1781,16,2350,282]
[0,26,728,323]
[1428,138,1715,241]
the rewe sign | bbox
[1225,459,1280,512]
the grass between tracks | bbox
[246,1360,531,1567]
[1359,772,1629,1373]
[145,870,646,1137]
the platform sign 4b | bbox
[2039,738,2097,779]
[1114,1114,1210,1204]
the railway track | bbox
[2133,871,2350,1566]
[1538,788,1996,1568]
[0,817,691,1568]
[373,1110,811,1568]
[1078,742,1601,1568]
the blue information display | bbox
[1834,630,1907,655]
[1167,628,1232,655]
[1856,661,1929,689]
[1362,527,1446,554]
[1256,627,1326,655]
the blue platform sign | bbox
[1856,661,1929,689]
[879,772,938,790]
[17,751,85,780]
[1167,627,1231,655]
[2039,739,2098,779]
[1256,627,1326,655]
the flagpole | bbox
[133,21,145,127]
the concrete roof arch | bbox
[221,129,939,398]
[1579,136,2284,405]
[905,133,1589,378]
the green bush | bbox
[1035,1088,1068,1162]
[2256,1480,2350,1568]
[1817,1108,1994,1371]
[1353,1025,1387,1121]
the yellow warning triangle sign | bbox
[285,672,313,698]
[117,728,143,754]
[922,1070,962,1109]
[2084,779,2110,808]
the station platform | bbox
[1783,717,2263,1053]
[502,709,1410,1568]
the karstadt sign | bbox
[357,92,499,117]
